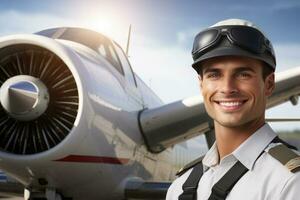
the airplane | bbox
[0,27,299,200]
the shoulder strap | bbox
[268,143,300,173]
[178,161,203,200]
[208,161,248,200]
[178,160,248,200]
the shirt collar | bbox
[202,142,219,171]
[232,123,277,170]
[202,123,277,171]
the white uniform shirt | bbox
[166,124,300,200]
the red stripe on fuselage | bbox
[54,155,129,165]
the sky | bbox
[0,0,299,131]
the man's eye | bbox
[206,73,220,78]
[238,72,251,78]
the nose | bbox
[220,76,238,95]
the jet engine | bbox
[0,43,79,155]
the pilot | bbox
[166,19,300,200]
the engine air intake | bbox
[0,44,79,155]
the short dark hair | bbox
[262,64,274,80]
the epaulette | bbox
[268,143,300,173]
[176,156,204,176]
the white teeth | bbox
[219,101,242,107]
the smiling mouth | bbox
[214,100,248,111]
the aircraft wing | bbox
[267,67,300,108]
[139,67,300,153]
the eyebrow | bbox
[203,66,256,74]
[202,67,220,74]
[234,66,256,73]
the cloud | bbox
[274,43,300,70]
[176,28,200,45]
[0,10,74,35]
[270,1,300,11]
[129,33,199,103]
[209,1,300,12]
[0,10,131,47]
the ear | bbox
[265,73,275,96]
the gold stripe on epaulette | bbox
[285,157,300,172]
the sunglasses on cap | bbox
[192,25,275,62]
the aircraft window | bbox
[107,44,124,75]
[113,43,137,87]
[108,45,119,64]
[36,27,124,75]
[36,28,108,53]
[98,44,107,58]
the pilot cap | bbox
[191,18,276,73]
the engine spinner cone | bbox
[0,75,49,121]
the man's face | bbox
[199,56,274,128]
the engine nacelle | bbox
[0,42,80,155]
